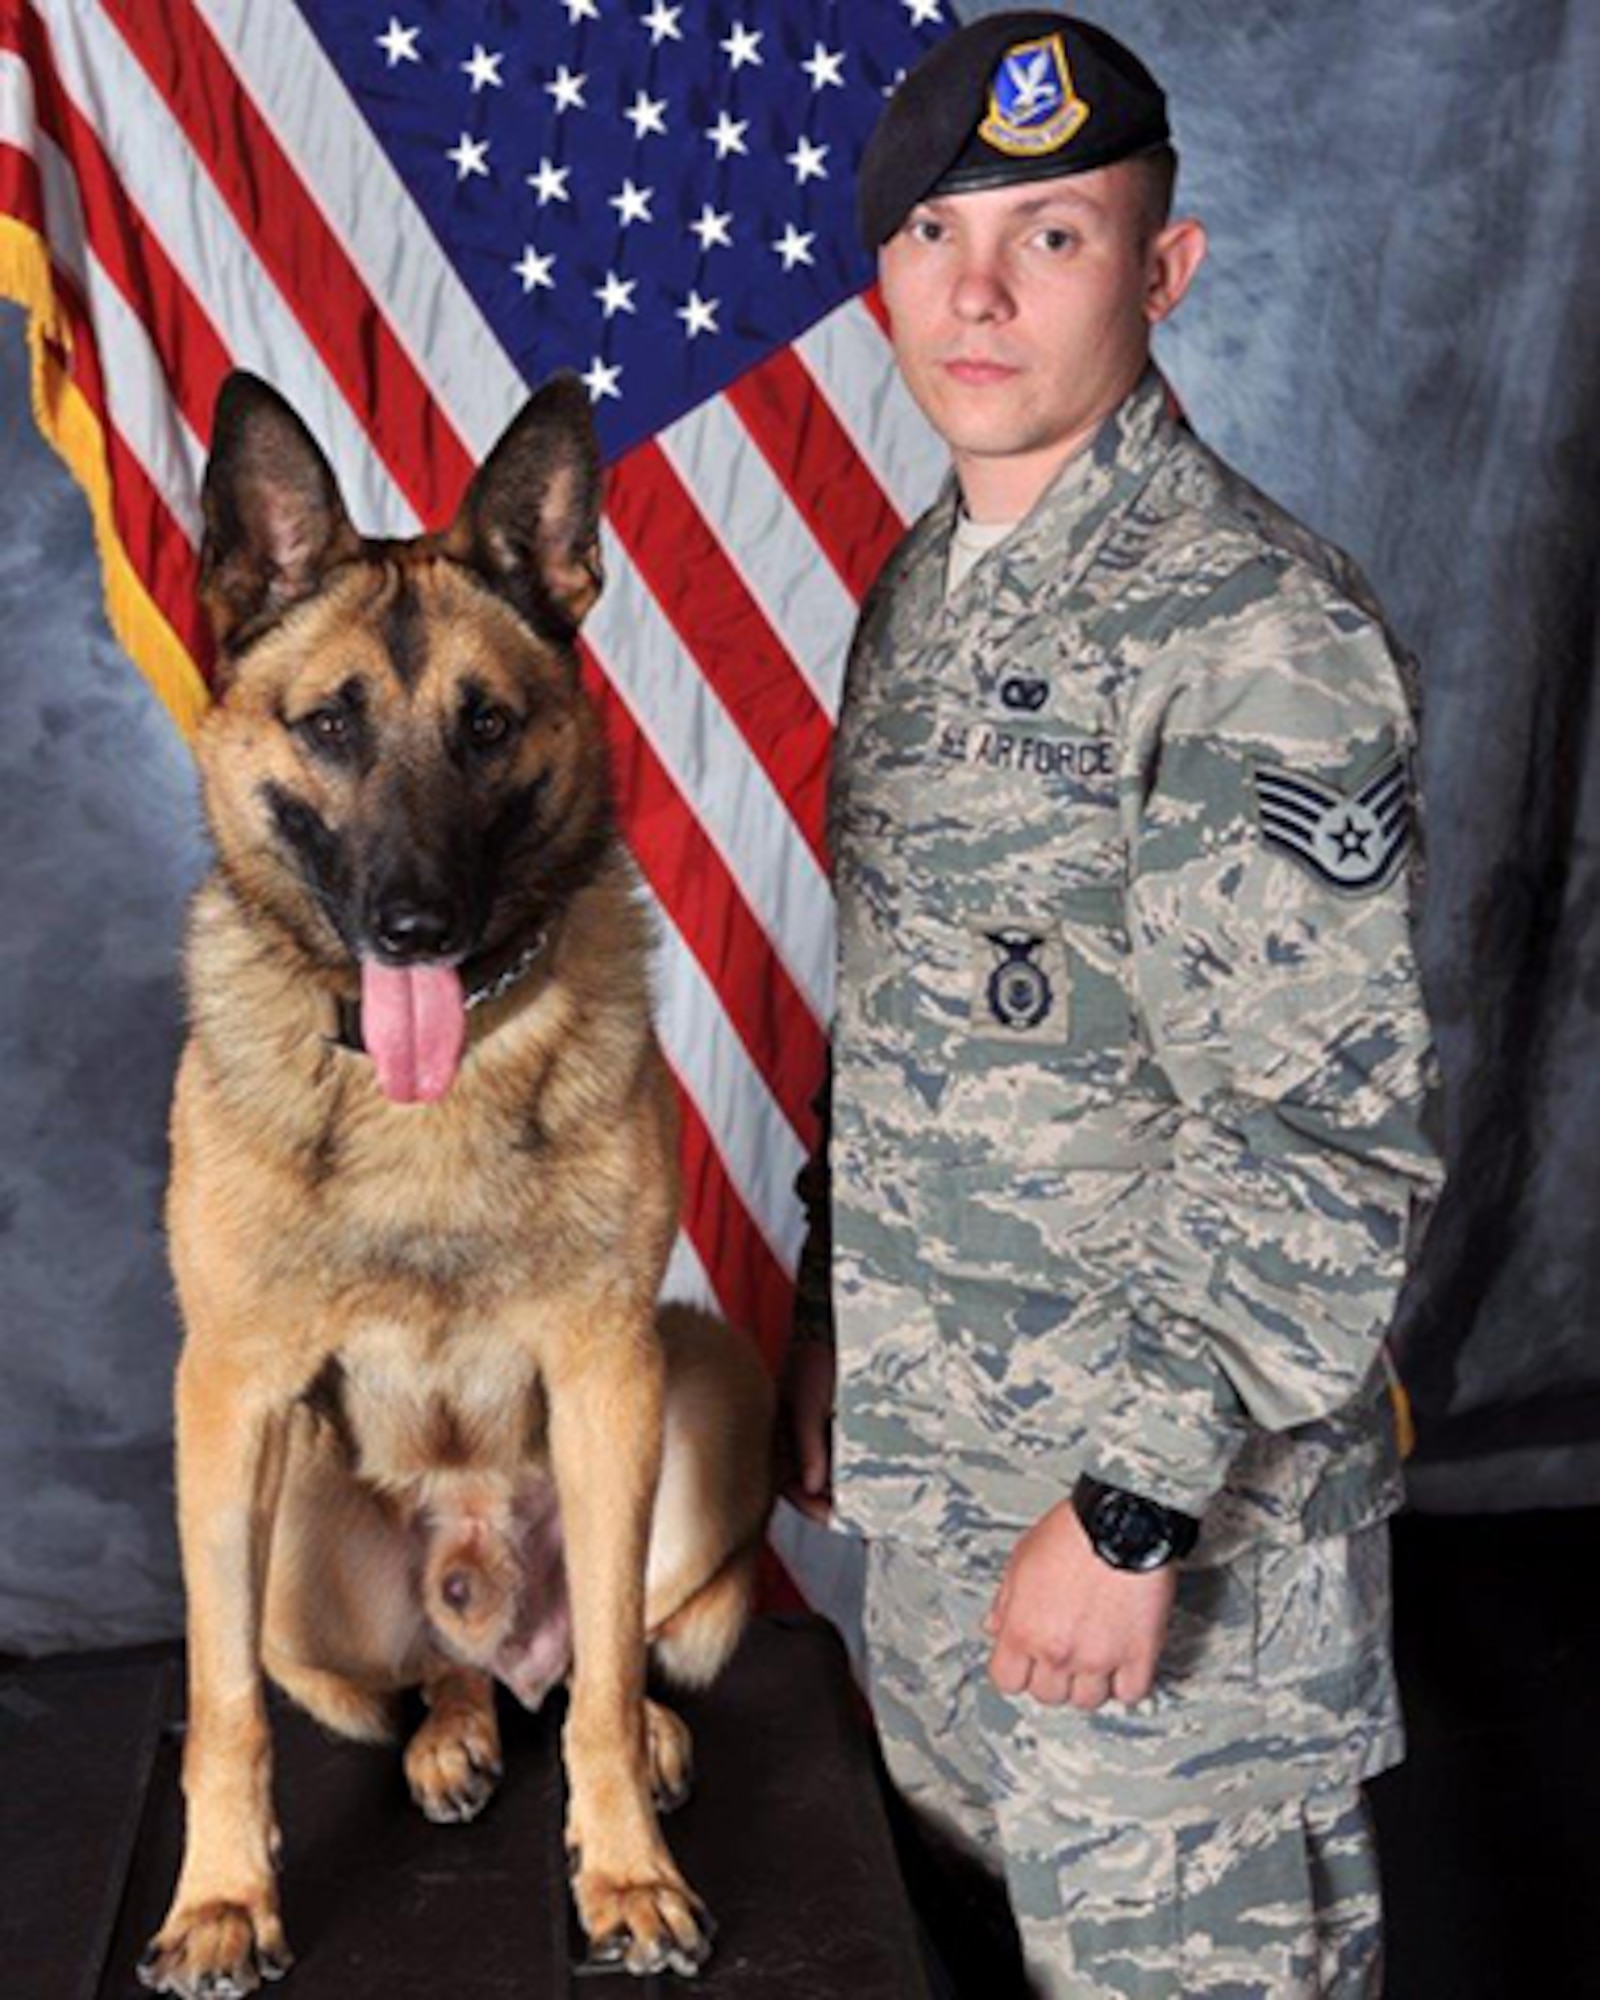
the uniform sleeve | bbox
[1081,559,1444,1519]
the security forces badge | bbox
[972,922,1071,1043]
[978,33,1091,158]
[1251,749,1412,894]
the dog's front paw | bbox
[137,1898,292,1997]
[574,1863,715,1979]
[404,1700,502,1825]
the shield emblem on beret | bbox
[1251,751,1412,894]
[979,33,1092,159]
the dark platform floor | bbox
[3,1513,1597,1999]
[0,1616,929,2000]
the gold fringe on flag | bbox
[0,216,210,742]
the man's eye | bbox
[907,216,944,245]
[1036,227,1077,252]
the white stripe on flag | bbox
[0,46,39,155]
[657,397,859,720]
[3,74,206,542]
[589,529,836,1027]
[661,1230,719,1312]
[37,0,419,535]
[193,0,526,460]
[649,897,807,1275]
[795,296,946,528]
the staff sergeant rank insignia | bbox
[978,33,1091,158]
[1252,751,1412,894]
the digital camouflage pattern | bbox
[867,1535,1390,1997]
[814,366,1444,1578]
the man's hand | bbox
[984,1499,1177,1709]
[778,1338,835,1522]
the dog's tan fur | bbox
[139,374,773,1996]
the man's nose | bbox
[950,256,1015,322]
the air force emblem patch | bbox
[979,34,1091,159]
[1252,751,1412,894]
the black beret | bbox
[858,11,1170,249]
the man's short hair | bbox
[1132,143,1179,242]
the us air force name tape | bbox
[858,11,1170,248]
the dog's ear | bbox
[445,373,604,639]
[200,372,360,658]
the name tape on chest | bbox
[940,719,1115,784]
[1251,752,1411,894]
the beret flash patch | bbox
[1251,751,1412,894]
[978,34,1091,159]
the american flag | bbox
[0,0,951,1369]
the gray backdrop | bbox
[4,0,1598,1652]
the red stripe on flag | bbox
[0,137,45,233]
[38,275,213,671]
[861,283,892,338]
[14,5,232,454]
[98,0,477,527]
[726,345,905,604]
[580,646,828,1148]
[673,1079,795,1369]
[604,443,833,864]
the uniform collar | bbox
[985,366,1178,600]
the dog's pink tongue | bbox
[360,962,467,1103]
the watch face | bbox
[1093,1489,1174,1572]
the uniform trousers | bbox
[865,1533,1399,1999]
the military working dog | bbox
[138,373,774,1996]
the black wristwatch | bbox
[1072,1474,1200,1573]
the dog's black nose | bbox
[371,898,461,962]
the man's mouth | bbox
[942,357,1020,386]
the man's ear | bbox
[1144,217,1208,328]
[200,372,360,655]
[444,373,604,638]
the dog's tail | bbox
[648,1540,758,1690]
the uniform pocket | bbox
[936,883,1154,1163]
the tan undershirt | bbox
[945,510,1019,597]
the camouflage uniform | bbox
[802,368,1442,1995]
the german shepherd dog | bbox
[137,374,774,1995]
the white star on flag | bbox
[526,159,571,207]
[546,66,587,114]
[801,44,846,91]
[594,271,638,318]
[581,355,623,401]
[677,291,720,339]
[720,23,763,70]
[448,133,490,180]
[705,112,748,160]
[462,45,503,93]
[688,204,734,252]
[786,136,829,185]
[609,179,654,227]
[640,1,683,45]
[623,90,669,140]
[563,0,601,22]
[902,0,942,24]
[376,18,420,68]
[513,245,556,292]
[772,224,816,270]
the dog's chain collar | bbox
[329,927,549,1056]
[462,930,547,1013]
